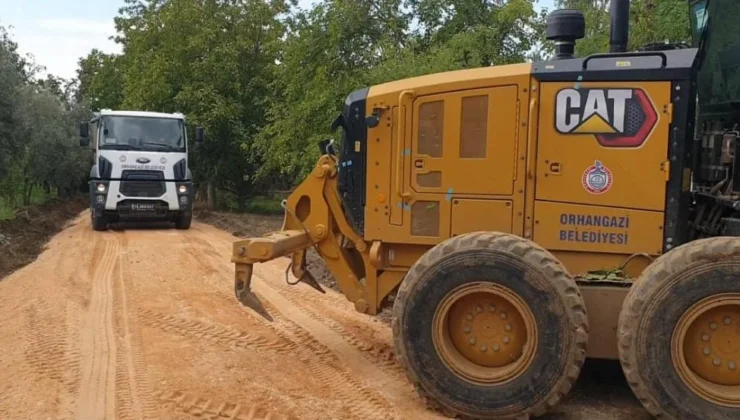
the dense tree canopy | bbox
[555,0,690,56]
[1,0,695,212]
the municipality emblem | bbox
[582,160,612,194]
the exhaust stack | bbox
[610,0,630,53]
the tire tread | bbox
[391,231,588,419]
[618,237,740,419]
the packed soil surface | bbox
[0,208,650,420]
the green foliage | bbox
[252,0,546,185]
[0,24,89,213]
[242,196,285,215]
[0,186,53,220]
[555,0,691,56]
[68,0,695,213]
[109,0,290,208]
[75,50,124,110]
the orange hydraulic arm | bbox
[231,154,377,320]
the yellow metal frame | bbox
[231,154,405,315]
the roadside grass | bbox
[206,190,286,216]
[0,187,55,220]
[242,196,284,215]
[0,201,13,220]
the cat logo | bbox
[555,87,658,148]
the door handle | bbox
[414,159,424,169]
[549,162,563,175]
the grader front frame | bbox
[232,153,406,318]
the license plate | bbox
[131,203,155,211]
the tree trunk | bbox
[206,181,216,210]
[24,184,33,206]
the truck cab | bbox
[79,109,203,231]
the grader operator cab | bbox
[232,0,740,418]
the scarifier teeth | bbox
[235,275,273,322]
[236,289,273,322]
[299,270,326,294]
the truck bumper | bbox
[89,180,194,220]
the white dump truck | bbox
[79,109,203,231]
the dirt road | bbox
[0,210,649,420]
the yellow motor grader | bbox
[231,0,740,418]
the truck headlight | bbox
[178,185,187,194]
[97,183,106,193]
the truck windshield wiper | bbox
[142,141,176,150]
[101,144,140,150]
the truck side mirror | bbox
[194,126,204,149]
[79,122,89,147]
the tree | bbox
[0,23,90,208]
[253,0,545,186]
[65,0,695,210]
[75,49,125,110]
[108,0,289,209]
[555,0,690,56]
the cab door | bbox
[408,86,519,196]
[391,85,522,243]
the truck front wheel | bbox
[91,213,108,231]
[175,211,192,230]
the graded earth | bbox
[0,211,648,420]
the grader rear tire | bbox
[618,237,740,420]
[391,232,588,419]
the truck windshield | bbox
[99,116,185,152]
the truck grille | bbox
[120,170,165,198]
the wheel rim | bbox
[432,282,538,385]
[673,293,740,407]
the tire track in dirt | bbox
[75,235,120,420]
[9,216,92,420]
[190,225,438,418]
[137,308,298,354]
[155,390,293,420]
[253,275,421,420]
[21,299,82,420]
[137,296,394,419]
[184,225,406,420]
[22,299,69,384]
[276,286,404,376]
[116,232,160,420]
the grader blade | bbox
[234,263,273,321]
